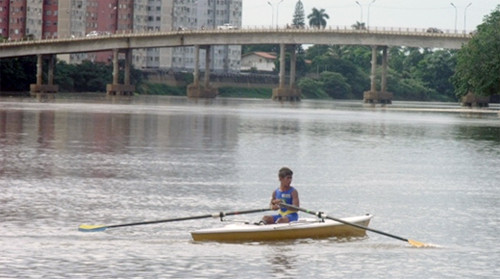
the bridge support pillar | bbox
[272,44,301,101]
[187,45,218,98]
[461,92,490,107]
[107,49,135,96]
[30,54,59,96]
[364,45,393,104]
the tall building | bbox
[1,0,62,40]
[168,0,242,73]
[0,0,8,39]
[68,0,135,63]
[133,0,242,73]
[0,0,242,73]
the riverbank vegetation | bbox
[452,5,500,98]
[297,45,458,101]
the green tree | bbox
[388,47,432,79]
[298,77,328,99]
[388,47,407,77]
[307,8,329,29]
[305,45,329,60]
[320,71,352,99]
[334,46,372,72]
[0,56,36,91]
[309,55,369,98]
[71,61,112,92]
[292,0,305,28]
[414,50,457,101]
[452,5,500,97]
[54,60,76,91]
[387,69,435,101]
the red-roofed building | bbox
[241,52,277,72]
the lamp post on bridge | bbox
[267,1,274,27]
[268,0,284,28]
[464,2,472,33]
[367,0,376,29]
[450,2,457,33]
[355,1,363,24]
[276,0,284,28]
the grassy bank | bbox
[218,87,272,98]
[137,83,186,96]
[138,82,273,99]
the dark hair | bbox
[278,167,293,178]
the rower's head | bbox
[278,167,293,180]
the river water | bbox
[0,94,499,278]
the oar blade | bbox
[408,239,434,248]
[78,224,108,232]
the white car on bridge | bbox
[217,23,237,30]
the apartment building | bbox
[0,0,242,73]
[167,0,242,73]
[0,0,61,40]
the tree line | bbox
[257,1,499,101]
[0,58,144,93]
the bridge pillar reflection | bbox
[272,44,301,101]
[381,46,388,93]
[106,49,135,96]
[30,54,59,96]
[187,45,218,98]
[363,45,393,104]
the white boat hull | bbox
[191,214,373,242]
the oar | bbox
[78,208,271,232]
[280,203,430,248]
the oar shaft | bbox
[80,208,271,231]
[281,203,409,243]
[108,208,271,229]
[326,215,408,242]
[224,208,271,217]
[108,214,214,229]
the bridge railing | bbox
[0,25,472,45]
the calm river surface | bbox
[1,94,499,278]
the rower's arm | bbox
[270,191,279,210]
[291,189,299,211]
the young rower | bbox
[261,167,300,224]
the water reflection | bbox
[267,245,296,277]
[0,109,24,145]
[455,125,500,142]
[0,110,25,177]
[37,110,55,148]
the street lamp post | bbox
[367,0,376,29]
[464,2,472,33]
[267,1,274,27]
[276,0,284,28]
[450,2,457,33]
[113,5,118,34]
[355,1,363,24]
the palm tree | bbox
[307,8,330,29]
[351,21,366,30]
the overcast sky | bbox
[243,0,499,32]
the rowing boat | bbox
[191,214,373,242]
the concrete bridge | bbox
[0,26,471,102]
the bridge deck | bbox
[0,26,470,58]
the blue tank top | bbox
[275,187,296,216]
